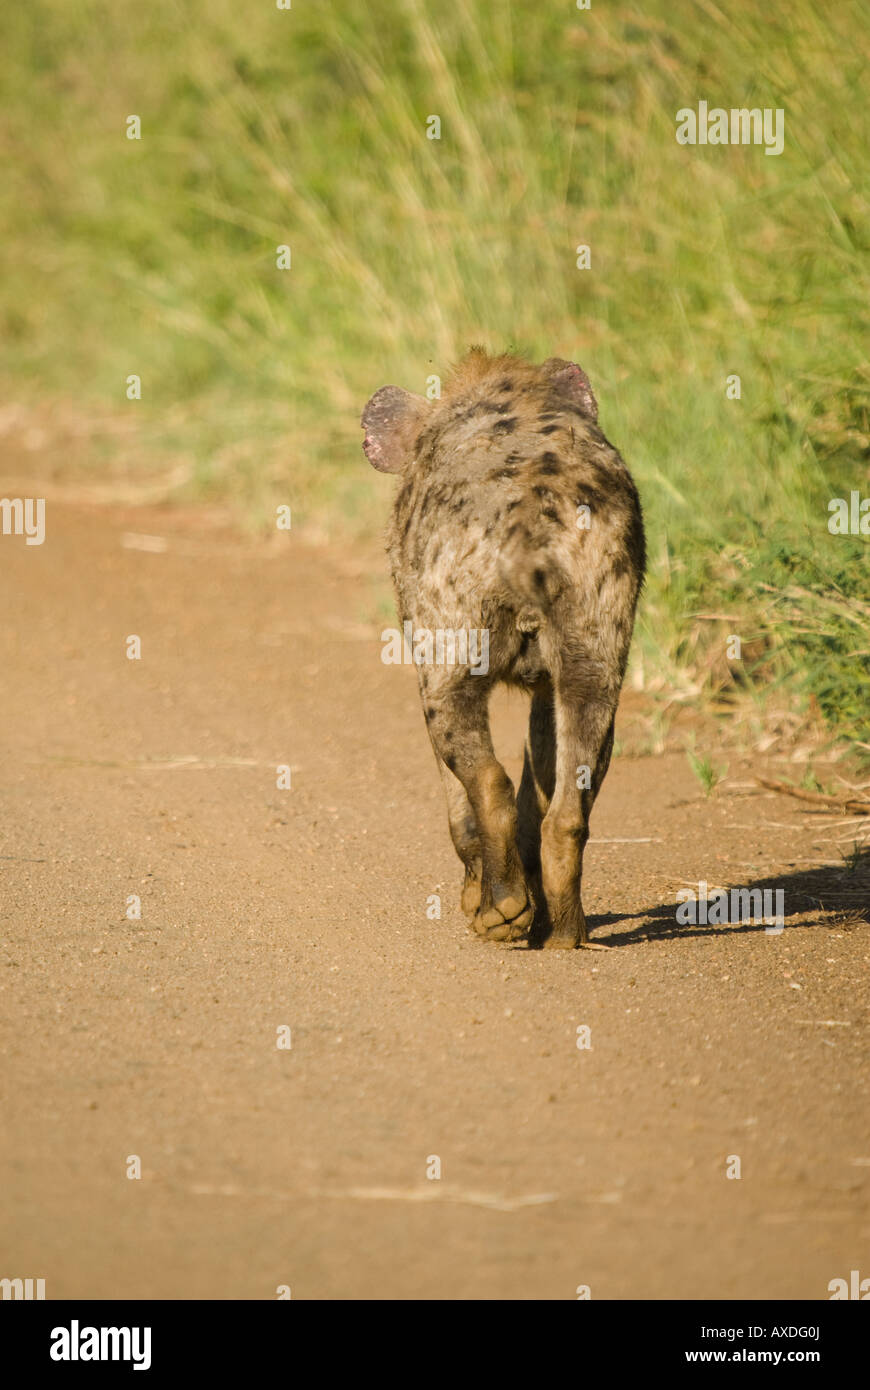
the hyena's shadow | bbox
[581,851,870,948]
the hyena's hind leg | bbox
[435,754,484,917]
[425,678,533,942]
[516,680,556,943]
[538,671,619,950]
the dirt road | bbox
[1,503,867,1299]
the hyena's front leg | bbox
[425,677,533,942]
[539,686,617,949]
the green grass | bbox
[1,0,868,751]
[686,745,727,798]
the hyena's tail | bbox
[503,551,566,635]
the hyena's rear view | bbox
[362,350,645,948]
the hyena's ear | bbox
[361,386,428,473]
[541,358,598,424]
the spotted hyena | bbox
[361,349,645,948]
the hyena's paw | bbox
[540,928,610,950]
[472,887,534,942]
[542,930,578,950]
[539,908,605,950]
[460,871,482,918]
[543,933,610,950]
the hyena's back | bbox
[386,350,645,690]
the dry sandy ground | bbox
[1,503,868,1300]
